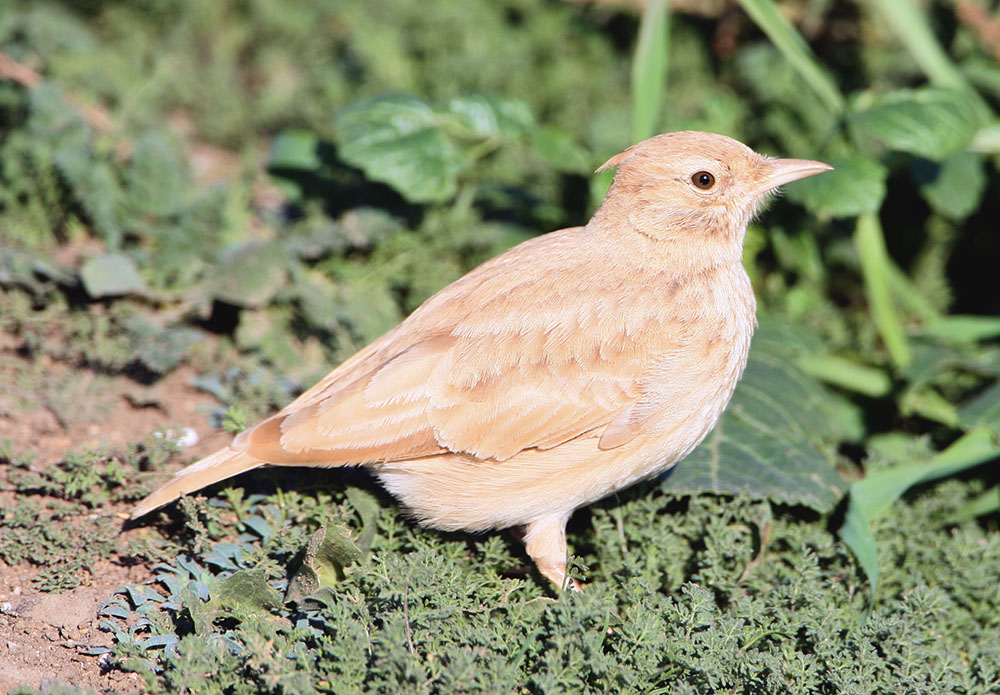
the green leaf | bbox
[737,0,844,114]
[913,151,987,220]
[267,130,323,202]
[268,130,322,171]
[444,93,534,140]
[661,318,856,512]
[796,354,892,398]
[854,213,911,368]
[949,484,1000,522]
[916,315,1000,343]
[899,387,960,428]
[899,340,1000,396]
[960,381,1000,436]
[345,487,382,553]
[211,569,283,614]
[839,428,1000,597]
[285,525,361,603]
[334,94,465,203]
[848,87,980,161]
[970,122,1000,153]
[783,152,887,218]
[80,253,148,298]
[631,0,669,142]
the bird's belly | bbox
[378,303,754,534]
[376,367,740,533]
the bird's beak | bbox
[755,158,833,194]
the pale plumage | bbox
[133,131,832,589]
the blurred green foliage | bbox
[2,0,1000,691]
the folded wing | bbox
[236,228,674,466]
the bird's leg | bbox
[520,514,582,592]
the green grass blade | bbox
[949,484,1000,522]
[737,0,845,114]
[839,503,881,597]
[631,0,669,142]
[867,0,970,91]
[886,260,940,322]
[854,212,911,369]
[796,355,892,398]
[917,315,1000,343]
[840,427,1000,598]
[900,387,960,427]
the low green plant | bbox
[94,478,1000,694]
[0,433,181,590]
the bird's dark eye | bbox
[692,171,716,190]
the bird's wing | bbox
[237,228,674,465]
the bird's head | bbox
[594,131,831,255]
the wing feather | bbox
[236,227,678,466]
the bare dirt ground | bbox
[0,332,230,693]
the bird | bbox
[132,131,832,590]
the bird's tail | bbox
[131,447,264,519]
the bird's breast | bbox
[635,262,756,466]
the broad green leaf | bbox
[345,487,382,553]
[211,569,283,613]
[737,0,844,114]
[661,318,857,512]
[848,87,980,161]
[970,122,1000,153]
[445,93,534,140]
[839,428,1000,597]
[783,152,887,218]
[631,0,669,142]
[267,130,322,202]
[268,130,322,171]
[286,525,361,602]
[334,94,465,203]
[854,213,911,368]
[913,151,987,220]
[80,253,148,298]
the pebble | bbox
[153,427,199,448]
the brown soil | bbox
[0,332,231,693]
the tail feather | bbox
[131,447,265,519]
